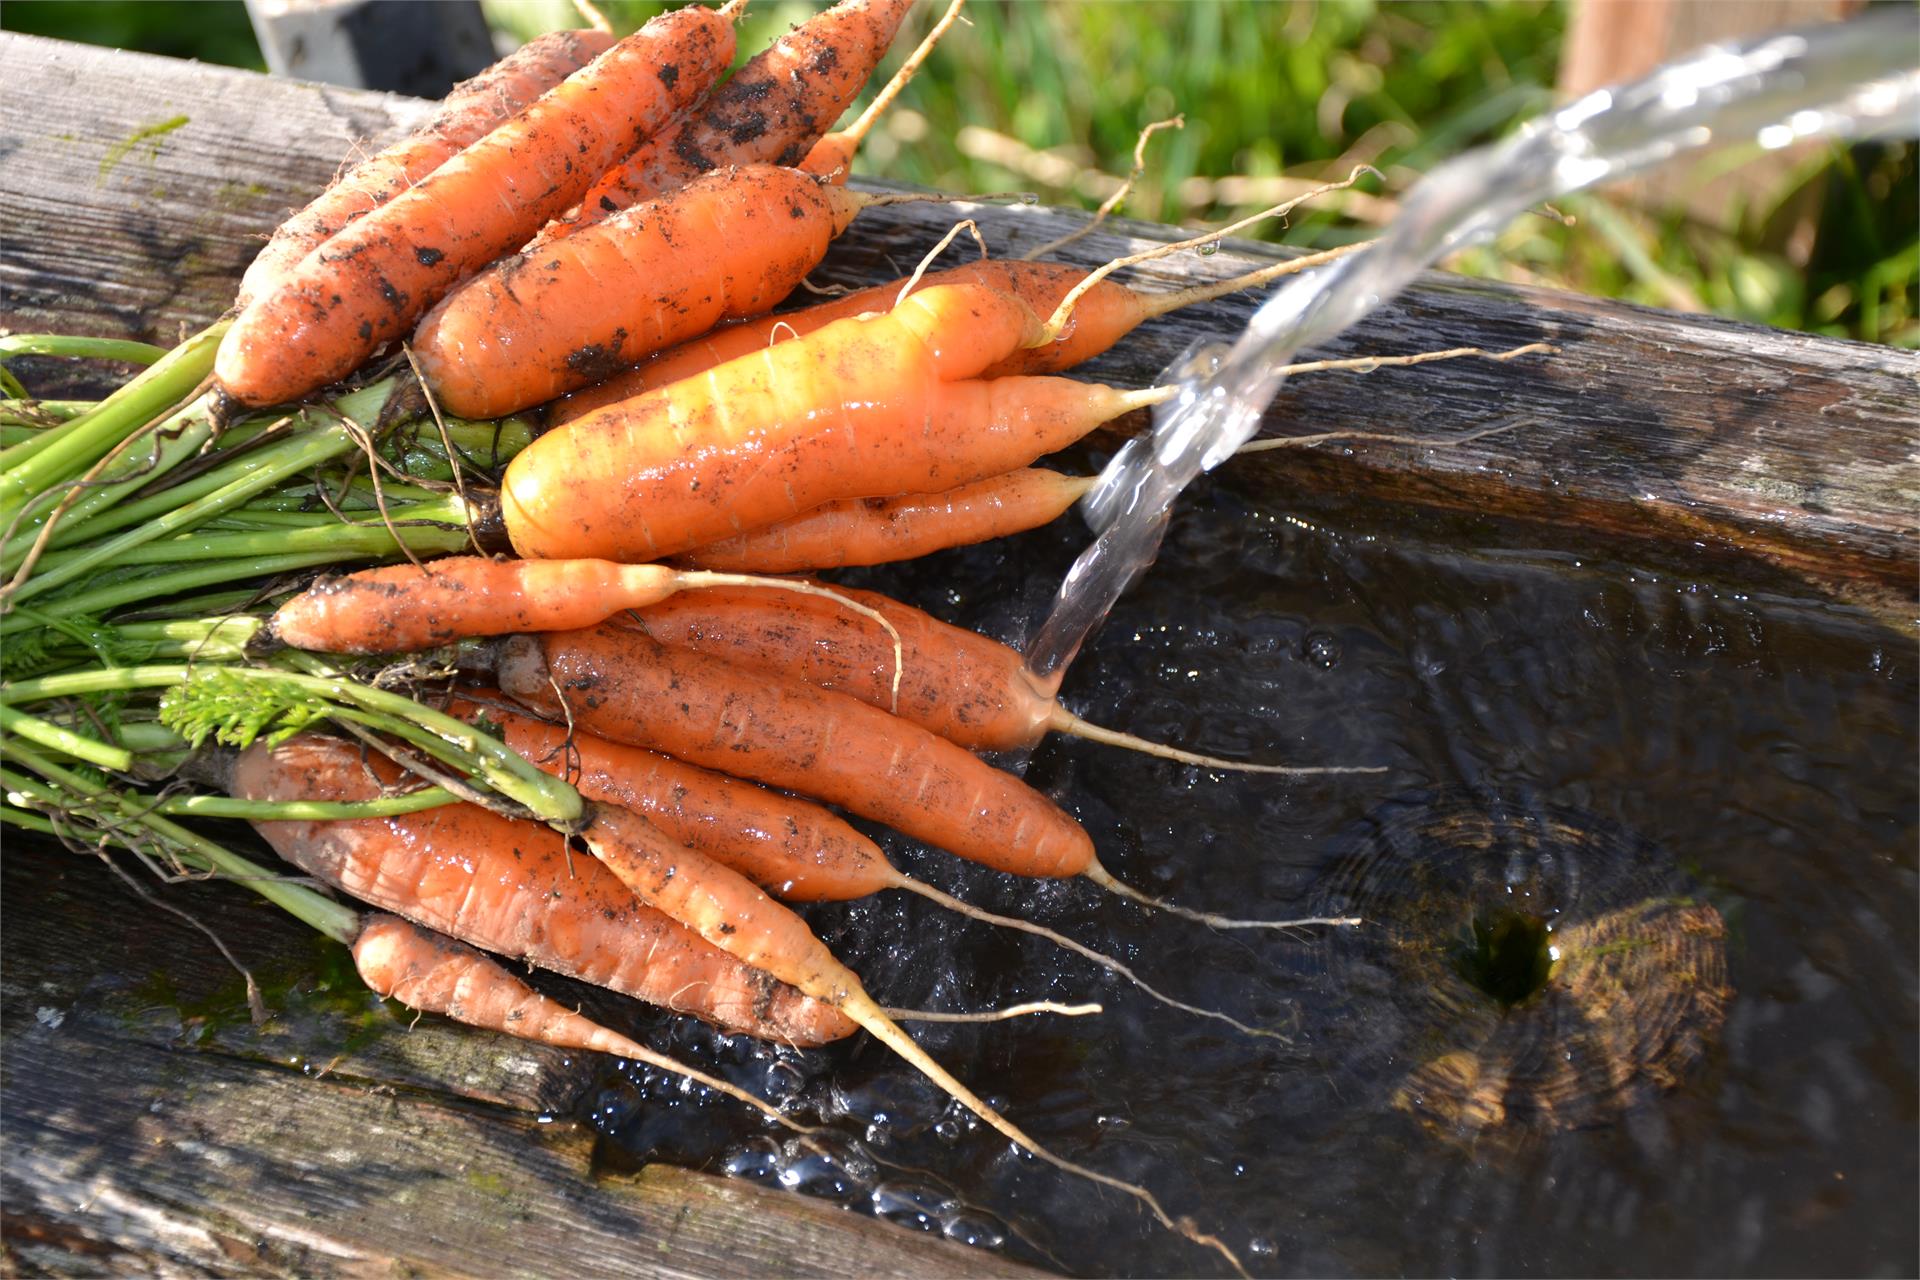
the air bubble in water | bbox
[872,1181,954,1232]
[942,1211,1008,1250]
[1305,632,1342,668]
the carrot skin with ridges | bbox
[451,696,898,901]
[415,166,864,418]
[216,6,735,407]
[496,625,1096,879]
[626,580,1055,751]
[236,29,616,309]
[551,261,1142,423]
[558,0,914,236]
[233,733,853,1045]
[672,468,1093,572]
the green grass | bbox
[6,0,1913,344]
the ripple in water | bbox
[1309,790,1731,1140]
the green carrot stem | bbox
[0,552,352,635]
[1,663,582,825]
[0,321,227,511]
[31,505,469,574]
[0,397,220,574]
[0,804,60,835]
[112,588,266,624]
[113,719,190,755]
[0,366,27,399]
[6,407,384,604]
[0,400,96,430]
[239,478,454,514]
[0,704,133,771]
[158,789,458,820]
[10,377,401,570]
[0,745,360,945]
[0,335,168,364]
[110,616,266,650]
[0,427,34,448]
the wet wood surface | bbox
[0,28,1915,1277]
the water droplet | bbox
[1249,1236,1278,1258]
[1018,192,1039,205]
[1197,241,1220,255]
[1305,632,1342,668]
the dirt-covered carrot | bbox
[557,0,915,237]
[574,803,1244,1275]
[452,694,896,902]
[352,912,815,1129]
[500,283,1169,563]
[796,0,968,183]
[673,468,1093,571]
[215,3,739,408]
[549,244,1367,423]
[496,624,1095,879]
[495,624,1369,931]
[235,29,617,309]
[467,696,1292,1037]
[413,167,971,418]
[232,732,855,1046]
[263,554,888,654]
[625,580,1382,777]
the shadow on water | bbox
[582,458,1918,1278]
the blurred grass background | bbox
[5,0,1912,344]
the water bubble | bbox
[1197,241,1220,256]
[719,1142,781,1182]
[586,1082,642,1133]
[942,1211,1007,1250]
[932,1117,964,1144]
[872,1181,954,1232]
[777,1151,859,1200]
[1305,632,1342,669]
[1249,1237,1278,1258]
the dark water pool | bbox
[579,456,1918,1278]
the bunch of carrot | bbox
[1,1,1559,1269]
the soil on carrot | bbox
[564,449,1916,1277]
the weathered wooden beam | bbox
[2,33,1912,619]
[1,844,1045,1279]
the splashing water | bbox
[1024,8,1920,683]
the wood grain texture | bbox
[0,844,1042,1279]
[2,33,1912,619]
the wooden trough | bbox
[2,33,1915,1276]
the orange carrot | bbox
[215,4,738,408]
[232,732,854,1045]
[494,624,1096,879]
[672,467,1093,571]
[351,912,819,1131]
[556,0,914,238]
[795,0,968,184]
[461,694,1284,1038]
[500,283,1173,563]
[450,694,897,902]
[573,802,1245,1275]
[624,580,1383,781]
[412,165,871,418]
[550,247,1365,423]
[265,553,884,654]
[235,29,616,309]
